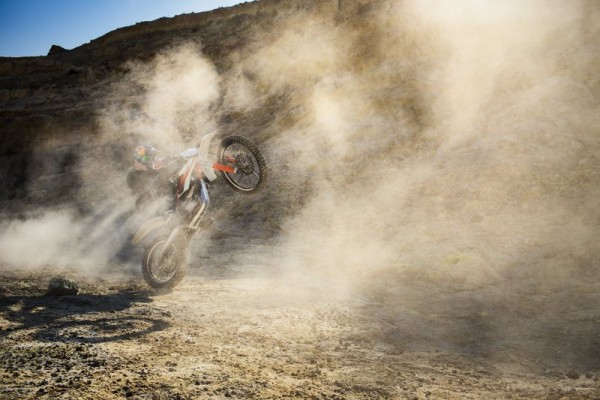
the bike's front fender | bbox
[198,130,219,182]
[132,216,168,245]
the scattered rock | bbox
[45,277,79,296]
[566,369,580,380]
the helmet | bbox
[134,144,158,166]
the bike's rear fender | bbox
[132,216,168,245]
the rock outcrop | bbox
[47,45,68,56]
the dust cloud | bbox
[214,0,600,365]
[97,42,221,153]
[227,0,600,289]
[0,43,222,274]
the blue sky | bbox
[0,0,249,57]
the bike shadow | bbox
[0,289,170,344]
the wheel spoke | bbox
[220,137,265,193]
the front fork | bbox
[188,179,210,230]
[162,179,210,256]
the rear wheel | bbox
[141,237,188,289]
[219,136,267,194]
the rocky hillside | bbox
[0,0,369,208]
[1,0,599,252]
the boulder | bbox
[45,277,79,296]
[566,369,580,380]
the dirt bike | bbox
[131,132,267,289]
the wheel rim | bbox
[146,240,179,284]
[220,143,261,191]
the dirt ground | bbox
[1,262,599,400]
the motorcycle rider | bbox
[134,144,159,169]
[127,144,177,210]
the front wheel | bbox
[219,136,267,194]
[141,237,188,289]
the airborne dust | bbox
[1,0,599,374]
